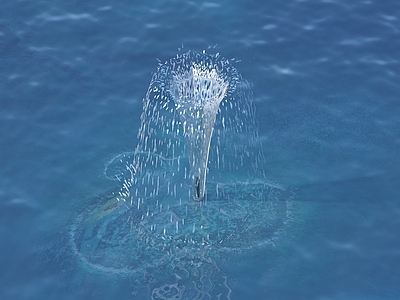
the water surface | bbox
[1,0,399,299]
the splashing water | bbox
[169,55,233,200]
[70,51,293,299]
[119,50,254,205]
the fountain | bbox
[168,53,233,200]
[69,50,292,299]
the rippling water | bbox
[1,0,400,299]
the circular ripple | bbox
[70,180,292,294]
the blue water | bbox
[1,0,400,299]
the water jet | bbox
[70,50,292,298]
